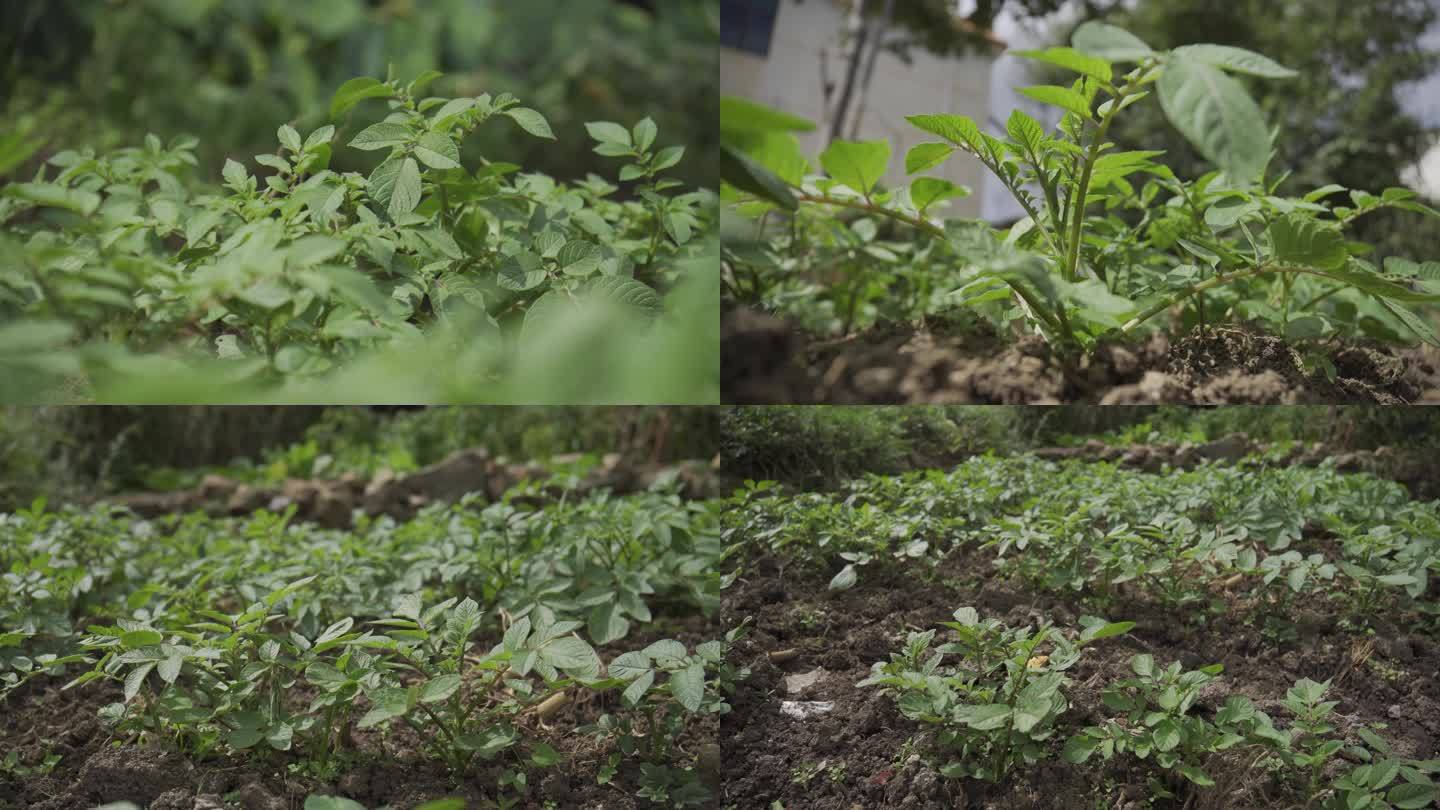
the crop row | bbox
[725,456,1439,637]
[1,480,731,807]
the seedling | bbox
[858,608,1133,782]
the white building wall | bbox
[721,0,996,219]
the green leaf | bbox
[1006,109,1047,157]
[1172,44,1298,79]
[1089,151,1166,189]
[505,108,556,141]
[367,154,404,208]
[652,145,685,172]
[906,113,985,151]
[669,661,705,712]
[721,144,797,210]
[420,674,462,704]
[632,117,658,152]
[1153,719,1181,751]
[497,251,546,291]
[330,77,394,119]
[1179,765,1215,786]
[7,183,102,216]
[819,139,891,196]
[588,277,661,314]
[1267,215,1347,270]
[719,96,816,137]
[305,798,368,810]
[1015,47,1112,83]
[585,121,632,147]
[358,687,411,728]
[1018,85,1094,120]
[0,320,75,354]
[957,704,1012,731]
[1158,54,1271,181]
[910,178,970,213]
[1063,734,1099,763]
[1131,654,1155,677]
[277,125,302,153]
[349,122,412,151]
[120,630,163,649]
[1388,783,1438,809]
[1072,22,1155,62]
[414,133,461,170]
[904,143,955,174]
[588,602,629,645]
[123,663,154,702]
[557,240,602,276]
[1377,299,1440,348]
[621,669,655,706]
[388,157,422,219]
[1079,621,1135,643]
[828,564,858,591]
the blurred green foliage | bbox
[2,0,718,190]
[0,405,718,506]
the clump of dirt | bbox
[719,549,1440,809]
[722,308,1440,404]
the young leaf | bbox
[585,121,632,147]
[910,178,970,213]
[504,108,556,141]
[906,114,984,151]
[905,142,955,174]
[1018,85,1094,120]
[414,133,462,170]
[721,144,797,210]
[669,661,705,712]
[1267,215,1347,270]
[277,124,302,153]
[828,564,858,591]
[1015,47,1112,83]
[349,123,412,151]
[1171,44,1298,79]
[632,117,658,152]
[719,96,816,136]
[1072,22,1153,62]
[1007,110,1048,159]
[388,157,422,219]
[1158,53,1270,182]
[497,251,546,291]
[819,139,891,197]
[329,77,394,119]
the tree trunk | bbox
[827,0,869,144]
[847,0,896,140]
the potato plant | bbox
[725,455,1440,630]
[721,23,1440,361]
[0,70,716,403]
[0,474,730,805]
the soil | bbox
[0,615,719,810]
[720,544,1440,808]
[721,308,1440,404]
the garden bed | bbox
[722,309,1440,404]
[719,454,1440,808]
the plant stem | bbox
[795,192,945,239]
[1122,264,1320,333]
[1063,78,1139,282]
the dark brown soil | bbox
[0,614,721,810]
[719,549,1440,809]
[721,308,1440,404]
